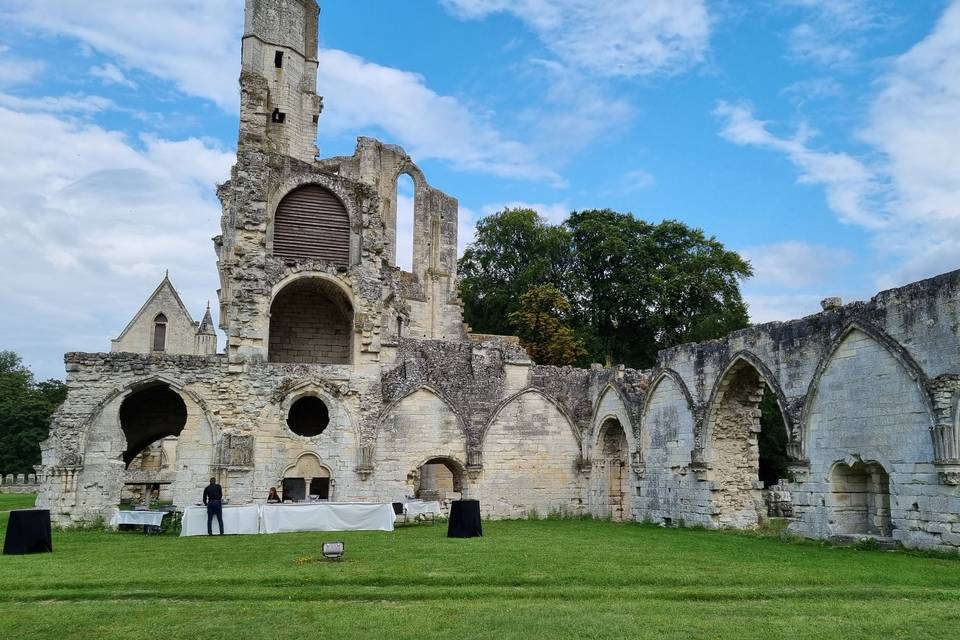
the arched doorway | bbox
[120,384,187,466]
[829,460,892,537]
[705,358,790,526]
[597,418,628,521]
[413,457,464,503]
[268,277,353,364]
[281,453,332,502]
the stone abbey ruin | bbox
[37,0,960,550]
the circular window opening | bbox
[287,396,330,437]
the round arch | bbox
[267,275,354,364]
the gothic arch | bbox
[698,351,794,459]
[480,387,581,447]
[801,320,935,458]
[590,384,635,454]
[643,368,695,418]
[376,385,469,441]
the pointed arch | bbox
[481,387,580,447]
[801,320,936,459]
[643,368,695,417]
[699,351,794,454]
[377,385,469,439]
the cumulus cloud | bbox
[1,0,242,110]
[716,0,960,301]
[0,105,232,379]
[441,0,711,78]
[317,49,559,183]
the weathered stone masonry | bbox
[36,0,960,550]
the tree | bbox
[457,208,753,369]
[508,285,587,366]
[458,208,572,336]
[0,351,67,475]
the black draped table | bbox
[3,509,53,555]
[447,499,482,538]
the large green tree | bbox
[458,208,571,336]
[0,351,67,475]
[457,208,752,369]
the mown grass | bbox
[1,512,959,639]
[0,493,37,511]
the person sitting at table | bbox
[267,487,281,503]
[203,477,224,536]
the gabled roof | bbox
[113,272,197,343]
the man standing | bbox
[203,477,224,536]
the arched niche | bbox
[280,452,333,502]
[591,417,629,521]
[268,276,353,364]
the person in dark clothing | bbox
[203,477,224,536]
[267,487,281,503]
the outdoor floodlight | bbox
[322,541,344,560]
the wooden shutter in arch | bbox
[273,185,350,265]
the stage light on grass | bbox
[322,541,344,560]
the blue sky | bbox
[1,0,958,380]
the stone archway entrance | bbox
[596,418,628,521]
[413,457,464,503]
[281,453,332,502]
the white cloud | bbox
[741,242,851,288]
[782,0,885,66]
[89,63,136,89]
[0,44,45,86]
[622,169,655,193]
[0,92,116,114]
[2,0,241,110]
[714,100,884,229]
[742,292,828,324]
[716,1,960,307]
[0,106,232,379]
[441,0,711,78]
[480,201,570,224]
[317,49,560,183]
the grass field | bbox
[0,493,37,511]
[1,507,959,640]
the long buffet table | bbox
[180,502,396,537]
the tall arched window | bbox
[152,313,168,352]
[395,173,415,271]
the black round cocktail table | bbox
[3,508,53,555]
[447,499,482,538]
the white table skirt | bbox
[180,504,261,537]
[260,502,396,534]
[110,509,166,527]
[404,500,442,517]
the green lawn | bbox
[0,493,37,511]
[1,514,958,639]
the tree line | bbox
[0,351,67,475]
[457,208,753,369]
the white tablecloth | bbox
[404,500,442,517]
[260,502,395,534]
[180,504,261,537]
[110,509,166,528]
